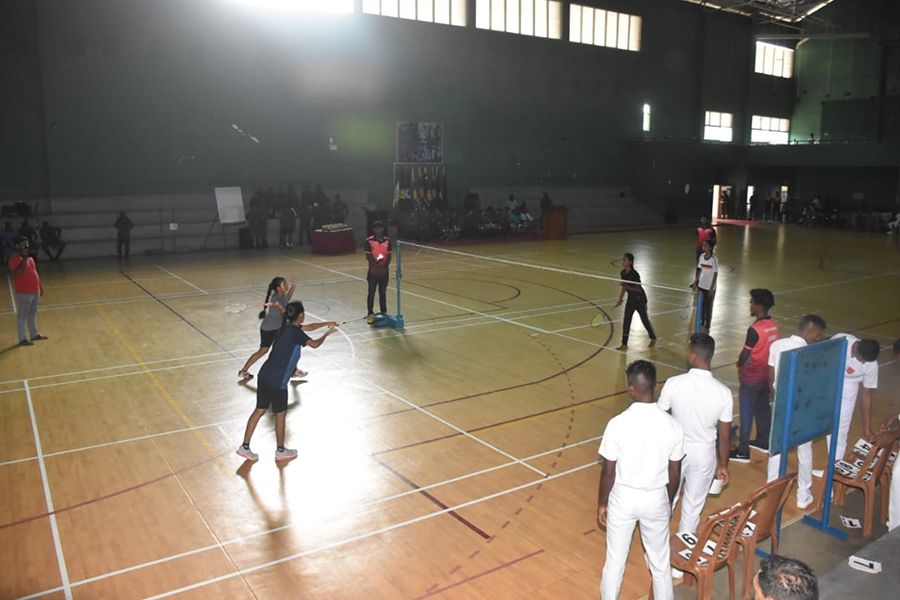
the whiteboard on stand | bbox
[214,187,246,224]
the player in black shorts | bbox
[236,301,337,461]
[614,253,657,351]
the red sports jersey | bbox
[739,317,779,384]
[365,236,392,275]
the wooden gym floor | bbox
[2,223,899,600]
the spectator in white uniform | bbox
[658,333,732,536]
[598,360,685,600]
[828,333,879,460]
[766,315,827,509]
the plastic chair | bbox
[651,500,754,600]
[735,473,798,600]
[832,439,898,537]
[880,448,898,524]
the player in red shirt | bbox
[695,215,717,263]
[364,221,393,318]
[731,288,778,462]
[8,236,48,346]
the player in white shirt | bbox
[766,315,827,509]
[691,240,718,333]
[598,361,685,600]
[658,333,733,535]
[828,333,880,460]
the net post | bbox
[395,236,402,318]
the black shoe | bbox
[749,439,769,453]
[31,334,49,341]
[729,448,751,463]
[19,339,34,346]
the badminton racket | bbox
[680,292,696,320]
[225,302,276,314]
[340,315,370,325]
[590,313,607,328]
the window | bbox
[704,111,733,142]
[642,104,651,132]
[363,0,466,26]
[569,4,641,51]
[751,115,790,144]
[754,42,793,78]
[476,1,562,39]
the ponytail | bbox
[272,301,305,346]
[260,277,286,319]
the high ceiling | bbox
[683,0,839,27]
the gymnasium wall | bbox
[791,0,900,142]
[0,0,48,199]
[1,0,896,221]
[0,0,783,211]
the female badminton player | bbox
[238,276,302,380]
[236,301,337,461]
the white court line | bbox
[155,265,208,294]
[15,436,602,599]
[337,361,545,476]
[141,461,598,599]
[7,274,16,314]
[0,417,248,469]
[24,381,73,600]
[0,355,242,396]
[400,241,690,293]
[283,255,693,373]
[773,267,900,295]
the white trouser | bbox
[767,441,814,505]
[601,484,674,600]
[888,456,900,532]
[673,442,717,534]
[825,392,857,462]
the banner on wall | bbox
[393,164,448,213]
[397,121,443,164]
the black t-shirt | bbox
[620,268,647,302]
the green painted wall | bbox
[792,0,900,141]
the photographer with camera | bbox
[9,236,47,346]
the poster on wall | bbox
[397,121,443,164]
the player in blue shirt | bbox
[236,301,337,461]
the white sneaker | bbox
[275,447,298,461]
[236,445,259,461]
[291,369,308,379]
[797,496,814,510]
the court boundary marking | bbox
[24,380,73,600]
[7,242,900,599]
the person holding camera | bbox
[9,236,47,346]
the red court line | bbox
[0,450,229,530]
[411,549,546,599]
[372,388,627,456]
[375,459,492,540]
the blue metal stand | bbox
[694,291,702,333]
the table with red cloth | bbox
[312,228,356,255]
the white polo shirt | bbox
[768,334,808,389]
[696,254,718,291]
[658,368,733,447]
[832,333,879,401]
[599,403,685,491]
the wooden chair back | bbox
[684,500,754,570]
[833,438,898,536]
